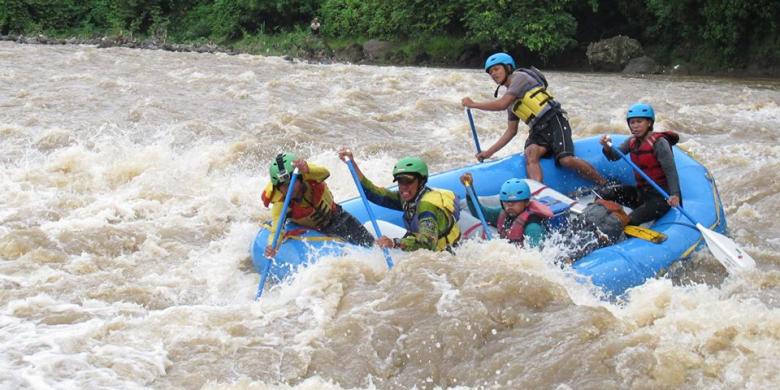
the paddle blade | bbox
[696,223,756,271]
[624,225,667,244]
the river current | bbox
[1,42,780,389]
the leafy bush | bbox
[1,0,777,71]
[462,0,577,58]
[646,0,780,67]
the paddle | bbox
[465,108,484,162]
[463,179,493,240]
[255,168,299,300]
[624,225,667,244]
[607,141,756,272]
[343,157,394,269]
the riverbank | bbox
[4,33,779,78]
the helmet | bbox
[626,103,655,122]
[269,152,298,186]
[484,52,516,73]
[392,156,428,179]
[499,178,531,202]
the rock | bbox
[334,43,364,63]
[299,36,333,62]
[668,63,693,75]
[458,43,483,68]
[412,50,430,65]
[97,37,116,48]
[387,50,407,64]
[622,56,658,74]
[586,35,644,72]
[362,39,394,61]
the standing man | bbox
[462,52,607,186]
[310,17,321,36]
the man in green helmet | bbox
[338,147,461,252]
[261,152,374,257]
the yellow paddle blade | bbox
[624,225,667,244]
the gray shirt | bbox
[504,71,554,127]
[603,136,681,196]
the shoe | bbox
[569,180,620,199]
[592,180,621,197]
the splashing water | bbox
[2,42,780,389]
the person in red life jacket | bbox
[598,102,681,225]
[338,148,461,252]
[459,173,553,247]
[461,52,607,187]
[261,152,374,257]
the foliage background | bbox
[1,0,778,70]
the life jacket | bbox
[261,179,337,228]
[628,131,679,189]
[510,67,559,127]
[496,200,554,246]
[403,187,461,251]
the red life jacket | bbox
[628,131,679,189]
[262,179,337,228]
[496,200,554,245]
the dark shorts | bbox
[319,207,375,247]
[524,111,575,164]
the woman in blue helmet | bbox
[599,102,681,225]
[461,52,607,187]
[459,173,553,247]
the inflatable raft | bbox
[252,135,726,296]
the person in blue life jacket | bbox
[459,173,553,247]
[338,147,461,252]
[599,102,681,226]
[461,52,607,187]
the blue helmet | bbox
[484,52,516,73]
[626,103,655,122]
[499,178,531,202]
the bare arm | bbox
[338,147,364,180]
[462,93,516,111]
[477,120,519,160]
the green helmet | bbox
[392,156,428,179]
[269,152,298,185]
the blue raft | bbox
[252,135,726,296]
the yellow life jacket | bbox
[510,68,556,125]
[419,189,461,251]
[261,164,337,245]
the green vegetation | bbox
[1,0,777,72]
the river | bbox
[1,42,780,389]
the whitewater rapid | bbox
[1,42,780,389]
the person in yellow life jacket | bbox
[338,147,461,252]
[460,173,552,247]
[599,102,681,226]
[461,52,607,187]
[261,152,374,257]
